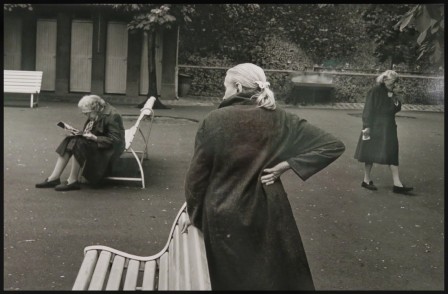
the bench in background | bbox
[4,70,43,108]
[72,202,211,290]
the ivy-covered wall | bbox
[179,67,444,105]
[177,4,443,105]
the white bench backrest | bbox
[4,70,43,94]
[124,96,156,150]
[72,203,211,290]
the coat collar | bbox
[379,83,389,92]
[98,103,113,118]
[218,92,258,109]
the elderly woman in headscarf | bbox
[181,63,346,290]
[36,95,125,191]
[354,70,413,194]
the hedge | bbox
[179,66,444,105]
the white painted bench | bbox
[4,70,43,108]
[72,203,211,290]
[105,96,156,189]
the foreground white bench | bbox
[4,70,43,108]
[72,202,211,290]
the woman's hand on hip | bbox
[261,161,290,186]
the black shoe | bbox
[55,181,81,191]
[393,185,413,194]
[36,178,61,188]
[361,181,377,191]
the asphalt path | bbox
[3,101,444,290]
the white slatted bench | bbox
[72,203,211,290]
[4,70,43,108]
[105,97,156,189]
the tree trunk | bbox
[137,29,169,109]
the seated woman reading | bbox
[35,95,125,191]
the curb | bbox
[163,99,444,112]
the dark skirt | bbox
[354,122,399,165]
[56,136,116,184]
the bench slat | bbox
[174,226,182,290]
[158,252,169,290]
[4,75,43,79]
[5,81,42,86]
[4,88,40,94]
[4,70,43,75]
[89,251,112,290]
[188,227,212,290]
[123,259,140,290]
[168,238,176,290]
[141,261,157,290]
[4,84,42,89]
[4,79,43,84]
[4,82,42,87]
[105,255,125,290]
[72,250,99,290]
[179,213,192,290]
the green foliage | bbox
[283,4,370,65]
[180,4,401,69]
[332,75,375,103]
[180,4,371,67]
[179,4,268,63]
[4,4,32,11]
[111,4,195,31]
[396,4,444,66]
[180,67,227,98]
[362,4,424,68]
[180,33,314,71]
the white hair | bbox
[226,63,276,110]
[376,70,399,84]
[78,95,106,112]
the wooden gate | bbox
[105,22,128,94]
[70,20,93,92]
[4,17,22,70]
[36,19,57,91]
[139,32,149,95]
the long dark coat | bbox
[354,84,401,165]
[56,103,125,185]
[185,94,346,290]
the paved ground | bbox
[3,99,444,290]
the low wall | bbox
[179,65,444,105]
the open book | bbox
[57,121,82,136]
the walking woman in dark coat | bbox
[36,95,125,191]
[181,63,346,290]
[354,70,413,194]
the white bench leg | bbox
[30,94,34,108]
[130,148,145,189]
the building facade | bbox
[4,4,179,104]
